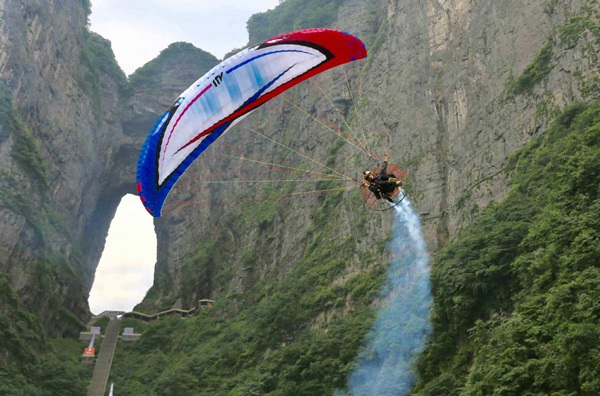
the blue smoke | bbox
[341,198,432,396]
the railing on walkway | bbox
[120,300,215,322]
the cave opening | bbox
[88,194,157,314]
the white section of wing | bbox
[157,44,327,185]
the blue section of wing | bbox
[224,75,242,103]
[204,88,221,114]
[137,118,233,217]
[136,110,170,216]
[249,62,264,91]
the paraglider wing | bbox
[137,28,367,217]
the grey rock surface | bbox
[0,0,597,334]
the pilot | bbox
[362,155,402,202]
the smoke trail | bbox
[342,198,432,396]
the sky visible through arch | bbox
[88,0,280,314]
[88,195,156,313]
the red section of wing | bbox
[266,28,368,63]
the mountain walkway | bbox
[87,319,121,396]
[120,299,214,322]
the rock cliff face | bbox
[373,0,598,250]
[0,0,218,339]
[138,0,599,311]
[0,0,126,335]
[0,0,597,351]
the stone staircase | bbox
[87,319,121,396]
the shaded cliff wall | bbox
[0,0,218,343]
[0,0,130,336]
[138,0,598,312]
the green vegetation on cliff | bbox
[247,0,346,44]
[558,2,600,48]
[128,42,219,92]
[506,2,599,98]
[10,111,49,189]
[0,83,49,188]
[413,100,600,395]
[78,31,128,112]
[108,190,386,395]
[224,0,351,59]
[0,276,91,395]
[0,339,93,396]
[507,41,554,96]
[82,32,127,88]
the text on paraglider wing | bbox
[212,72,224,87]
